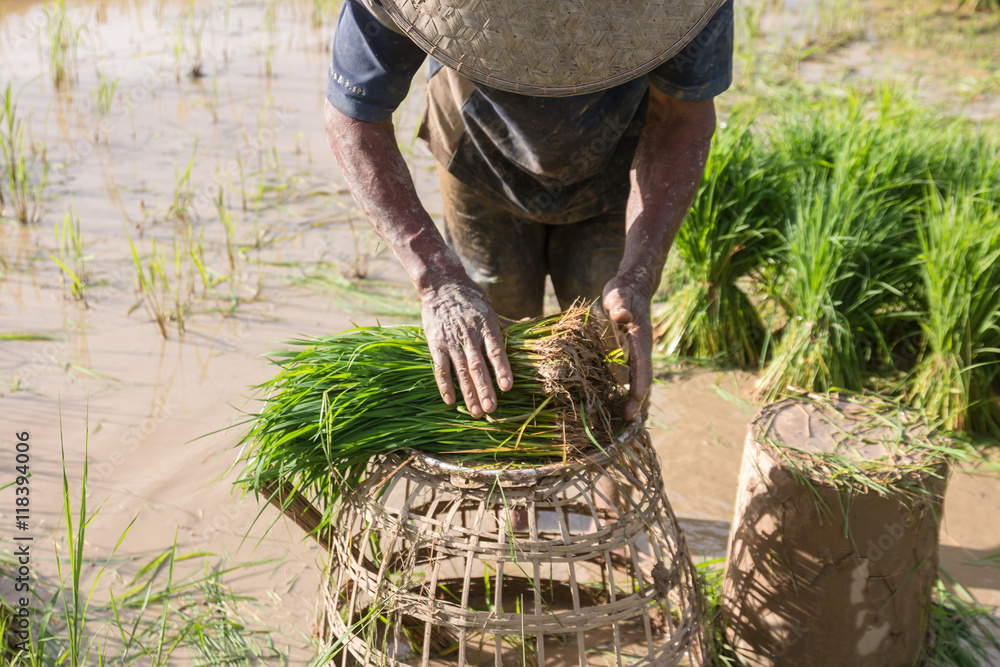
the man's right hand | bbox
[325,102,512,416]
[421,279,513,418]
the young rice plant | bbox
[238,307,627,533]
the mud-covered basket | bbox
[312,426,708,667]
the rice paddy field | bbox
[1,0,999,663]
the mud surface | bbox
[1,0,998,662]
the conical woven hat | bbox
[374,0,727,97]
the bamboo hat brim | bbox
[372,0,728,97]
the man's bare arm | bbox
[324,99,512,417]
[603,86,717,421]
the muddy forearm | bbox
[324,99,512,416]
[323,99,465,295]
[603,90,716,420]
[619,91,716,298]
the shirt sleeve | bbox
[649,0,734,101]
[326,0,427,123]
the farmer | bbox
[325,0,734,421]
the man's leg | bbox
[545,210,627,310]
[438,168,546,320]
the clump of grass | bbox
[165,140,198,223]
[922,578,1000,666]
[43,0,83,88]
[262,2,276,77]
[50,206,88,299]
[694,558,735,667]
[806,0,866,48]
[907,191,1000,434]
[753,168,913,400]
[310,0,339,26]
[128,232,194,339]
[238,307,627,530]
[655,92,1000,417]
[960,0,1000,12]
[653,111,784,367]
[94,69,118,117]
[0,412,286,665]
[0,84,49,225]
[173,7,207,81]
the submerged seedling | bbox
[95,69,118,117]
[0,84,49,225]
[215,184,242,303]
[165,139,198,222]
[128,232,192,338]
[43,0,83,88]
[51,206,88,299]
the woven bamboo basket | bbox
[309,428,707,667]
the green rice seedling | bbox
[754,166,915,400]
[0,410,286,665]
[236,154,248,211]
[128,233,192,339]
[652,111,785,367]
[806,0,866,49]
[50,207,88,299]
[238,307,627,533]
[215,185,240,298]
[165,139,198,222]
[43,0,83,89]
[769,93,999,209]
[922,577,1000,666]
[0,84,49,225]
[960,0,1000,11]
[172,6,207,81]
[907,191,1000,434]
[0,331,60,341]
[694,557,736,667]
[310,0,339,26]
[94,70,118,117]
[288,265,421,320]
[262,2,277,77]
[128,233,169,338]
[733,0,766,90]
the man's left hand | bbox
[602,276,653,422]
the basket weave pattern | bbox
[382,0,726,96]
[318,432,707,666]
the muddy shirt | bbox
[327,0,734,222]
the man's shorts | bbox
[438,167,626,321]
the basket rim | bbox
[404,421,644,484]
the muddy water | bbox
[0,0,998,663]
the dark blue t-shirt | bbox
[327,0,734,220]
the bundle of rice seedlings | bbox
[754,167,915,401]
[237,307,626,527]
[769,93,998,207]
[906,190,1000,434]
[653,111,785,367]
